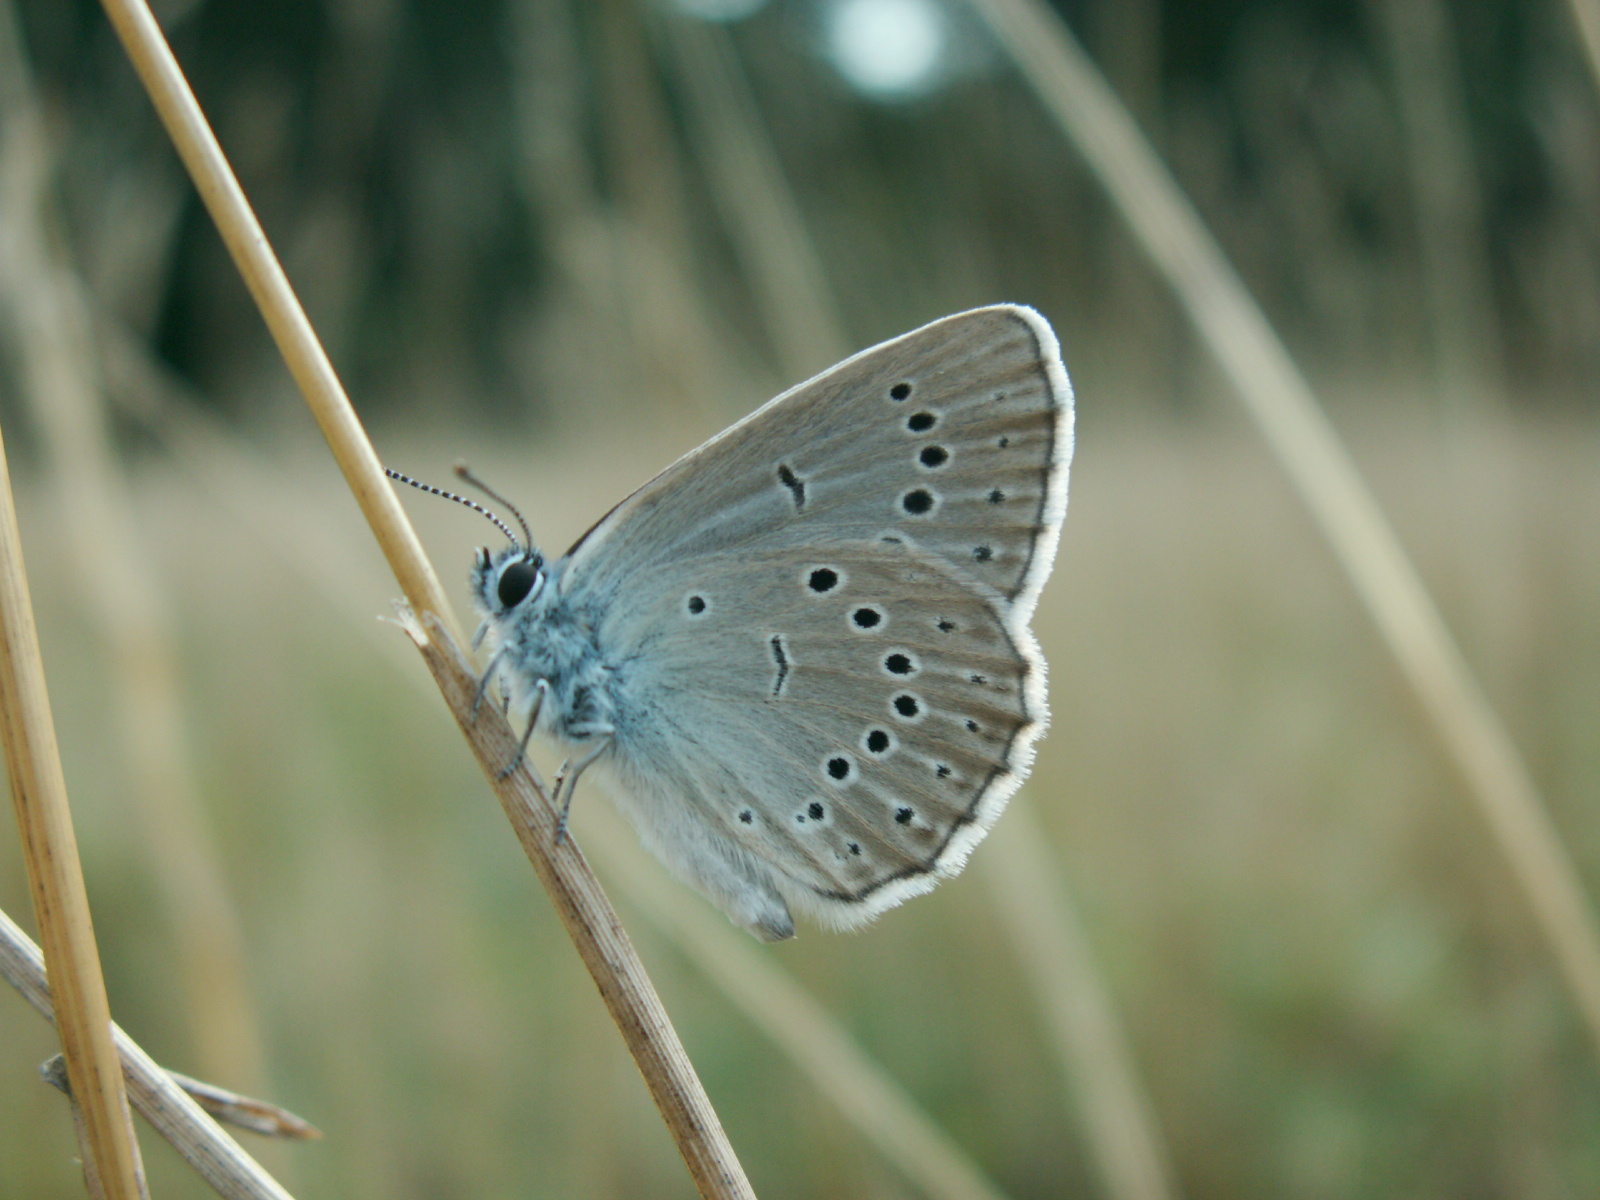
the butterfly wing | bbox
[564,305,1072,622]
[562,305,1073,936]
[597,539,1047,934]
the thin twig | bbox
[94,0,756,1193]
[0,906,298,1200]
[969,0,1600,1058]
[0,425,146,1197]
[41,1057,322,1142]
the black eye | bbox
[497,560,539,607]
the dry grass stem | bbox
[0,906,297,1200]
[970,0,1600,1059]
[659,15,851,378]
[0,424,146,1196]
[0,32,266,1087]
[94,0,454,636]
[983,799,1178,1200]
[1372,0,1505,411]
[96,0,756,1192]
[1567,0,1600,98]
[42,1056,321,1142]
[399,608,757,1200]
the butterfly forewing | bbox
[565,306,1070,623]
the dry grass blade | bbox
[1567,0,1600,98]
[93,0,452,633]
[94,0,755,1194]
[158,1073,322,1142]
[41,1056,318,1142]
[657,14,851,378]
[969,0,1600,1058]
[1372,0,1505,411]
[982,799,1178,1200]
[0,906,297,1200]
[0,425,146,1197]
[0,27,266,1088]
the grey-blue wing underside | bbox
[562,305,1073,622]
[561,305,1072,932]
[596,540,1044,926]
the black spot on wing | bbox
[769,634,790,696]
[776,463,806,510]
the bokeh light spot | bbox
[827,0,947,99]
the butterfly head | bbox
[473,544,547,616]
[384,463,546,619]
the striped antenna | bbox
[386,467,524,552]
[453,463,534,552]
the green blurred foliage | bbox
[7,0,1598,427]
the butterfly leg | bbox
[496,679,548,780]
[471,646,508,719]
[551,727,613,845]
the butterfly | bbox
[393,305,1073,940]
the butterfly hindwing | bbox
[596,539,1042,928]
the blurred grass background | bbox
[0,0,1598,1197]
